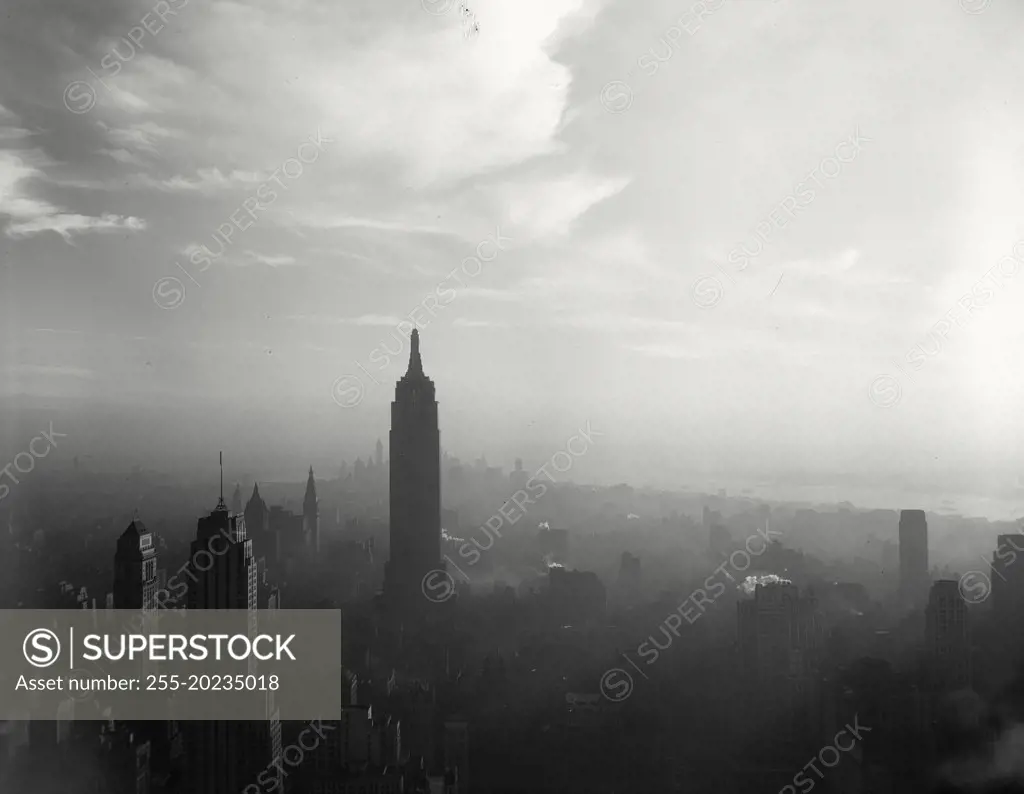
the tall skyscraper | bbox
[186,495,257,615]
[899,510,929,606]
[186,460,278,794]
[303,466,320,554]
[384,330,442,605]
[112,517,158,610]
[991,533,1024,621]
[737,580,819,686]
[926,580,971,691]
[736,580,820,773]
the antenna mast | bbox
[217,451,226,509]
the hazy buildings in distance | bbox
[925,579,971,691]
[898,510,929,607]
[991,532,1024,623]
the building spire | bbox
[216,451,226,510]
[304,466,318,522]
[407,329,423,376]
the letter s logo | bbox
[421,570,456,603]
[23,629,61,668]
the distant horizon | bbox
[5,432,1021,526]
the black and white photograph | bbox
[1,0,1024,791]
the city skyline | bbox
[7,1,1024,792]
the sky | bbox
[1,0,1023,515]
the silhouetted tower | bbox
[244,483,271,562]
[510,457,527,492]
[187,468,256,614]
[736,580,819,758]
[899,510,929,607]
[112,516,157,610]
[186,454,270,794]
[376,439,384,468]
[303,466,320,554]
[231,482,242,515]
[926,580,971,690]
[991,534,1024,625]
[385,329,442,605]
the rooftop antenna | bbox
[217,451,226,509]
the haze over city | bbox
[2,0,1023,518]
[6,2,1024,792]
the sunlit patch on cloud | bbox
[136,168,264,194]
[239,251,298,267]
[6,212,146,241]
[503,173,630,240]
[284,213,457,238]
[452,318,509,328]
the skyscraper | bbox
[926,580,971,691]
[112,517,157,610]
[385,330,442,606]
[898,510,929,606]
[303,466,320,554]
[736,580,820,773]
[186,495,257,615]
[112,516,160,686]
[991,533,1024,621]
[186,461,278,794]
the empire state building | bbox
[384,329,442,604]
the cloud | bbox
[240,250,298,267]
[135,168,264,194]
[97,120,181,153]
[456,287,525,302]
[452,318,509,328]
[284,213,458,237]
[0,150,146,241]
[502,172,630,240]
[345,314,405,326]
[6,212,146,240]
[98,148,146,166]
[0,127,33,142]
[285,314,402,326]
